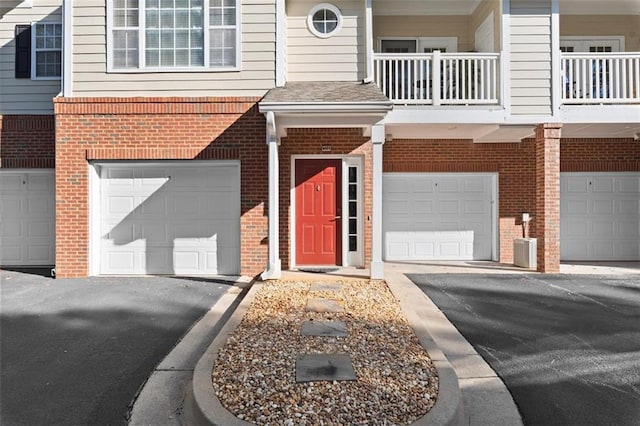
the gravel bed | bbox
[212,279,438,425]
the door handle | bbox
[335,216,341,219]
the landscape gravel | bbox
[212,279,439,425]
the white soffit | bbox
[560,0,640,15]
[372,0,482,16]
[474,125,535,143]
[562,123,640,139]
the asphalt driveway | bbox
[0,269,231,426]
[408,273,640,426]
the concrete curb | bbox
[188,281,264,426]
[128,279,251,426]
[385,271,466,426]
[188,275,466,426]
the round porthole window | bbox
[307,4,342,38]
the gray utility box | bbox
[514,238,537,269]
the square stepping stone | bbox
[306,298,344,313]
[300,320,347,337]
[310,282,343,292]
[296,354,356,382]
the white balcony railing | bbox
[561,52,640,104]
[373,51,500,106]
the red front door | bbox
[295,159,342,266]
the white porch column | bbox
[370,123,385,279]
[261,112,281,280]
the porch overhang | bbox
[259,81,393,138]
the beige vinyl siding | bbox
[509,13,552,115]
[71,0,276,97]
[0,1,62,114]
[560,15,640,51]
[373,15,472,52]
[286,0,364,81]
[470,0,501,52]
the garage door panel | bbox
[0,174,22,190]
[464,200,485,214]
[413,200,434,214]
[1,197,23,217]
[26,174,52,191]
[592,199,614,214]
[437,178,460,192]
[99,163,240,275]
[464,178,486,193]
[619,200,639,214]
[561,173,639,261]
[618,177,639,193]
[593,177,614,193]
[438,200,459,215]
[565,177,589,193]
[592,221,614,236]
[140,195,167,215]
[415,242,435,257]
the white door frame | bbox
[290,155,364,268]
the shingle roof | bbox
[261,81,391,105]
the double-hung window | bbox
[108,0,239,71]
[15,22,62,80]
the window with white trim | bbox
[307,4,342,38]
[33,22,62,79]
[108,0,239,71]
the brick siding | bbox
[53,97,268,278]
[0,115,55,168]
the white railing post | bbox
[432,50,441,106]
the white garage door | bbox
[383,173,495,261]
[0,169,55,266]
[561,173,640,261]
[98,162,240,275]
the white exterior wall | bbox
[71,0,276,97]
[509,0,552,115]
[286,0,365,81]
[0,1,62,114]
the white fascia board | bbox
[259,102,393,114]
[384,107,508,124]
[560,106,640,123]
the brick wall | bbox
[0,115,55,168]
[535,124,562,273]
[561,138,640,172]
[278,128,372,269]
[53,97,268,278]
[383,138,536,263]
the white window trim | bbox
[106,0,242,73]
[31,21,62,81]
[559,36,625,52]
[307,3,343,39]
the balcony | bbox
[561,52,640,105]
[373,52,500,106]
